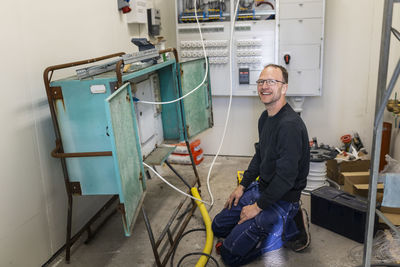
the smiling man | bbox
[212,64,311,266]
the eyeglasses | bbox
[256,79,286,86]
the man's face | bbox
[257,67,288,105]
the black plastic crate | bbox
[311,186,378,243]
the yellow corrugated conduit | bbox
[191,187,214,267]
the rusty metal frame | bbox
[43,48,203,265]
[43,52,125,263]
[142,177,198,267]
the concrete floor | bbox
[49,156,365,267]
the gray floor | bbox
[50,156,365,267]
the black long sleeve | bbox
[240,104,310,210]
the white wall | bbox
[0,0,154,266]
[160,0,400,157]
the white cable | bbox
[138,4,209,105]
[206,0,240,209]
[138,1,240,209]
[143,162,210,205]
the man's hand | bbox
[224,185,245,210]
[238,203,262,224]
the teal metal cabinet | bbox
[48,57,213,236]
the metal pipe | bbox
[375,209,400,237]
[374,59,400,129]
[51,141,112,158]
[142,206,163,267]
[363,1,395,266]
[161,204,197,267]
[159,48,179,63]
[392,27,400,41]
[165,161,192,190]
[116,59,124,88]
[155,196,189,248]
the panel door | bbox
[179,58,214,138]
[105,82,146,236]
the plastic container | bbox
[311,186,378,243]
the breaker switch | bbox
[239,68,250,84]
[284,54,291,65]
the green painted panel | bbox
[180,59,213,138]
[105,83,145,236]
[158,64,184,141]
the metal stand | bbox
[363,1,400,266]
[43,53,127,264]
[141,169,198,267]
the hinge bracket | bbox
[50,86,63,100]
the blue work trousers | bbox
[212,182,299,266]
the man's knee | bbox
[212,213,228,238]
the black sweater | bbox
[240,103,310,210]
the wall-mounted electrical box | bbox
[147,8,161,36]
[126,0,148,24]
[175,0,325,97]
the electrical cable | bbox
[170,228,220,267]
[205,0,240,210]
[177,252,220,267]
[140,0,240,211]
[348,227,400,266]
[143,162,209,204]
[255,1,274,9]
[137,8,209,106]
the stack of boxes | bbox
[165,139,204,165]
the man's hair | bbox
[264,64,288,84]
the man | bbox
[212,64,310,266]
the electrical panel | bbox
[175,0,325,96]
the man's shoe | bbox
[215,239,223,255]
[290,207,311,252]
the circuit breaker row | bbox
[180,40,228,48]
[235,38,263,66]
[181,49,228,58]
[235,39,263,47]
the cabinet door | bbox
[280,2,323,19]
[286,69,321,96]
[105,82,146,236]
[279,44,321,69]
[280,18,323,44]
[179,58,214,138]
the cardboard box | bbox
[380,206,400,225]
[326,159,370,185]
[342,171,384,202]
